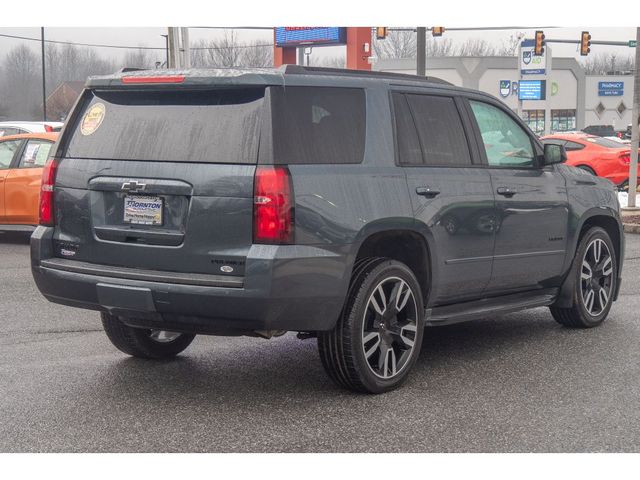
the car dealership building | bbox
[374,55,634,136]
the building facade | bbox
[374,56,633,136]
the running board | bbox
[425,288,558,326]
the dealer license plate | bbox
[123,195,163,226]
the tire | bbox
[550,227,617,328]
[101,312,196,359]
[318,258,425,394]
[577,165,596,176]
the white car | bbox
[0,121,63,137]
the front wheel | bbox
[318,258,425,394]
[550,227,617,328]
[101,312,196,359]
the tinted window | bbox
[405,94,472,166]
[392,93,422,165]
[65,89,264,163]
[470,101,535,168]
[271,86,365,164]
[19,140,53,168]
[0,139,21,169]
[564,140,586,151]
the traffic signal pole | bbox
[627,27,640,209]
[416,27,426,77]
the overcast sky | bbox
[0,27,637,64]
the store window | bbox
[522,110,545,135]
[551,110,577,133]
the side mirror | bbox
[543,143,567,165]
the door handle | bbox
[496,186,517,197]
[416,186,441,198]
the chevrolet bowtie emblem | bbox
[121,180,147,192]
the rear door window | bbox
[270,86,365,164]
[18,140,53,168]
[64,88,265,164]
[404,94,472,167]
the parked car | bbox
[582,124,616,137]
[31,67,624,393]
[0,132,58,231]
[541,132,638,187]
[0,121,63,137]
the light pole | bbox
[627,27,640,209]
[41,27,46,121]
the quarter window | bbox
[469,100,536,168]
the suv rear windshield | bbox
[64,88,265,164]
[270,86,366,164]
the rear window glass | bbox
[585,136,627,148]
[64,88,265,163]
[392,93,423,166]
[270,86,365,164]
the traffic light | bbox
[580,31,592,56]
[534,30,545,56]
[375,27,387,40]
[432,26,445,37]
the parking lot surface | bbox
[1,231,639,452]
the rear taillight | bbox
[44,124,53,133]
[39,157,58,226]
[619,153,630,165]
[253,166,294,244]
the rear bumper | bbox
[31,227,352,333]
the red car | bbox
[541,133,638,187]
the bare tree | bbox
[122,48,157,69]
[427,38,455,57]
[582,52,635,74]
[1,45,40,118]
[457,38,498,57]
[498,32,525,56]
[240,40,273,68]
[373,30,417,59]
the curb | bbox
[623,223,640,234]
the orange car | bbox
[0,132,58,231]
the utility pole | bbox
[416,27,426,77]
[167,27,180,68]
[627,27,640,209]
[180,27,191,68]
[41,27,46,121]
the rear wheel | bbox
[318,258,425,394]
[101,312,196,359]
[550,227,616,328]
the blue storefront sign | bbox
[519,80,546,100]
[274,27,346,47]
[598,81,624,97]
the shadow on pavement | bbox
[0,231,32,244]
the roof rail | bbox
[281,65,453,86]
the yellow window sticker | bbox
[80,103,106,136]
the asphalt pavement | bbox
[1,231,639,452]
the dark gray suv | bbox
[31,66,624,393]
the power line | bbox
[0,32,274,51]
